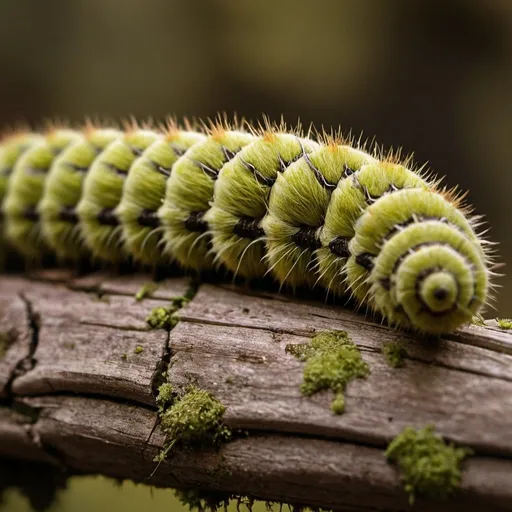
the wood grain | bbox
[0,272,511,511]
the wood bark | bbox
[0,269,511,511]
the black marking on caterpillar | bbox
[233,217,265,240]
[98,208,120,226]
[59,206,79,224]
[328,236,351,258]
[184,211,208,233]
[299,139,338,191]
[137,209,160,228]
[291,226,322,250]
[240,158,276,187]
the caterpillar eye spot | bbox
[0,118,493,335]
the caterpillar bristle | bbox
[161,116,197,139]
[83,115,119,134]
[0,115,496,335]
[201,112,245,139]
[0,123,31,142]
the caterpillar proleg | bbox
[0,117,493,335]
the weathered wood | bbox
[0,271,511,511]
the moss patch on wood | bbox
[382,341,408,368]
[386,425,472,505]
[496,318,512,330]
[286,330,369,414]
[155,386,231,463]
[330,393,345,415]
[146,294,193,330]
[146,306,178,330]
[155,382,174,412]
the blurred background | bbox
[0,0,511,509]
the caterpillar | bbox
[0,117,493,335]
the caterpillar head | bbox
[348,188,489,335]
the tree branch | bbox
[0,270,511,511]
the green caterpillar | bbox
[0,117,493,335]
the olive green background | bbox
[0,0,510,509]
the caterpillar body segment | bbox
[117,129,206,266]
[0,132,44,263]
[205,133,319,279]
[40,128,122,260]
[261,143,377,290]
[77,129,160,262]
[0,119,492,335]
[322,162,431,300]
[157,130,255,270]
[3,129,82,258]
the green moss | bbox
[156,386,231,462]
[156,383,174,412]
[135,282,159,301]
[284,343,311,361]
[331,393,345,415]
[382,341,408,368]
[145,287,195,330]
[496,318,512,330]
[225,376,234,385]
[134,345,144,354]
[386,425,473,505]
[286,330,369,413]
[146,306,178,330]
[121,353,127,361]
